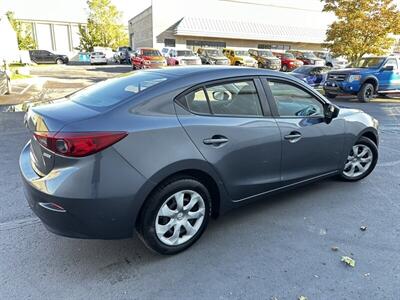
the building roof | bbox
[173,16,326,44]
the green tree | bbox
[78,0,128,51]
[321,0,400,63]
[6,11,36,50]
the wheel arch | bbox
[359,128,379,146]
[133,160,230,231]
[361,76,379,91]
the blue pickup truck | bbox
[323,55,400,102]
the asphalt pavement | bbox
[0,99,399,299]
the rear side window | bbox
[185,89,210,114]
[70,72,168,109]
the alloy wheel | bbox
[155,190,206,246]
[343,144,373,178]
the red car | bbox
[273,51,303,72]
[131,48,167,70]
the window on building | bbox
[164,39,176,47]
[258,44,291,50]
[186,40,226,49]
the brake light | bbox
[33,132,127,157]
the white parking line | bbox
[0,216,40,231]
[19,83,33,95]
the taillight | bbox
[33,132,127,157]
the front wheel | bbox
[137,177,211,255]
[339,136,378,181]
[358,83,375,103]
[56,58,64,65]
[282,65,288,72]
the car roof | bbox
[144,66,296,80]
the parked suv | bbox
[29,50,69,64]
[162,48,202,66]
[273,51,303,72]
[131,48,167,70]
[222,48,258,67]
[197,48,230,65]
[114,46,132,64]
[324,56,400,102]
[248,49,281,70]
[314,51,348,69]
[287,50,325,66]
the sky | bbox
[0,0,152,23]
[1,0,400,24]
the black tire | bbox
[137,176,211,255]
[56,58,64,65]
[326,62,333,68]
[282,65,288,72]
[339,136,378,181]
[325,92,336,99]
[357,83,375,103]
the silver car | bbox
[20,67,379,254]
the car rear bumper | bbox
[19,141,147,239]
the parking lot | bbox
[1,81,399,299]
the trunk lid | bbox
[26,99,99,175]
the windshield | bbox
[142,49,161,56]
[205,49,223,56]
[303,52,317,59]
[177,50,194,57]
[258,50,274,57]
[284,53,295,59]
[292,66,311,74]
[234,50,248,56]
[351,57,385,68]
[70,72,168,109]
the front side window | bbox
[206,80,263,116]
[268,80,324,117]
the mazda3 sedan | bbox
[20,67,379,254]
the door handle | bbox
[203,135,228,146]
[284,131,302,143]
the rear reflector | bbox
[33,131,127,157]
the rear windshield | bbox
[70,72,168,109]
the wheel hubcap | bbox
[155,190,205,246]
[343,144,373,178]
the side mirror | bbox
[324,103,340,123]
[382,65,394,71]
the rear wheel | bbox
[358,83,375,103]
[340,136,378,181]
[56,58,64,65]
[137,177,211,255]
[282,65,288,72]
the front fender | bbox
[360,75,379,90]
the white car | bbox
[90,52,107,65]
[314,51,349,69]
[162,48,202,66]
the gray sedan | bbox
[20,66,379,254]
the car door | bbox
[263,77,345,184]
[175,77,282,201]
[379,58,400,90]
[42,51,54,63]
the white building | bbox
[1,0,87,55]
[0,14,19,63]
[128,0,336,51]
